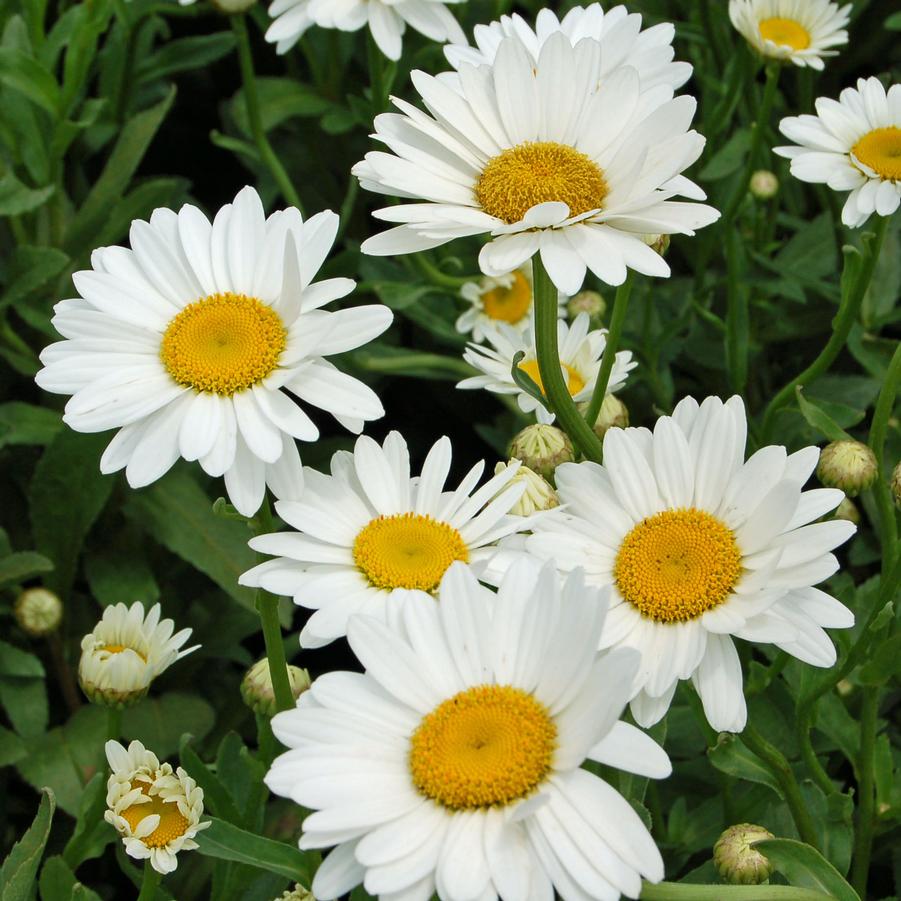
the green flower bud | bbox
[508,424,575,482]
[750,170,779,200]
[566,290,606,326]
[714,824,775,885]
[832,497,860,525]
[494,461,559,515]
[817,440,878,497]
[241,659,311,717]
[14,587,62,637]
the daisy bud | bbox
[832,497,860,525]
[211,0,257,11]
[892,461,901,508]
[580,394,629,440]
[714,824,775,885]
[14,587,62,637]
[508,424,575,482]
[567,290,606,326]
[79,603,196,708]
[750,170,779,200]
[241,659,310,717]
[817,440,878,497]
[641,234,670,257]
[494,461,559,516]
[278,886,315,901]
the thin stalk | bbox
[366,30,389,115]
[532,255,604,463]
[761,215,889,441]
[741,723,820,849]
[725,228,750,394]
[849,687,880,897]
[137,864,161,901]
[232,14,303,212]
[411,254,473,290]
[584,273,633,429]
[640,882,834,900]
[47,632,81,714]
[107,707,122,744]
[797,704,835,797]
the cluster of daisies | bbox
[34,0,899,896]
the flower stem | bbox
[106,707,122,744]
[532,255,604,463]
[640,882,833,900]
[410,254,474,290]
[850,687,880,897]
[137,863,161,901]
[583,273,633,430]
[761,214,889,442]
[741,723,820,850]
[232,14,303,213]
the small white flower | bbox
[239,431,547,649]
[105,739,210,874]
[458,312,636,424]
[79,603,196,707]
[729,0,850,70]
[775,77,901,227]
[266,561,670,901]
[519,395,856,732]
[265,0,466,61]
[36,186,392,517]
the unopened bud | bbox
[241,659,311,717]
[579,394,629,440]
[494,461,559,515]
[641,234,670,256]
[567,290,606,326]
[832,497,860,525]
[14,587,63,637]
[750,170,779,200]
[508,424,575,482]
[714,824,775,885]
[891,461,901,508]
[211,0,257,12]
[278,886,315,901]
[817,441,878,497]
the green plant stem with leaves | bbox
[639,883,834,901]
[232,14,303,213]
[584,273,633,429]
[532,256,604,462]
[137,863,161,901]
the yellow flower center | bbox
[160,292,287,395]
[481,271,533,324]
[121,782,190,848]
[476,141,609,224]
[352,513,469,592]
[758,17,810,50]
[614,509,742,623]
[101,644,147,661]
[409,685,556,810]
[518,359,586,397]
[852,127,901,181]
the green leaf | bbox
[29,430,114,597]
[63,87,176,256]
[794,386,853,442]
[0,551,54,587]
[754,838,860,901]
[1,247,70,325]
[196,818,316,886]
[699,128,749,181]
[39,856,103,901]
[179,738,243,826]
[138,33,235,84]
[122,469,258,611]
[122,692,215,758]
[0,403,63,449]
[370,281,442,311]
[0,724,26,766]
[0,48,61,114]
[775,214,838,282]
[0,640,45,678]
[858,632,901,685]
[0,788,56,901]
[94,176,189,249]
[707,733,783,797]
[0,676,48,738]
[231,77,330,134]
[84,527,160,606]
[511,350,547,406]
[887,11,901,29]
[0,172,54,215]
[61,773,115,869]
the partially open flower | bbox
[79,602,196,708]
[508,423,575,482]
[817,440,878,497]
[14,587,62,637]
[241,658,311,717]
[105,740,210,874]
[493,461,558,515]
[714,823,775,885]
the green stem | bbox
[849,687,880,897]
[640,882,834,900]
[354,350,475,379]
[232,14,303,212]
[725,227,750,394]
[532,255,604,463]
[741,723,820,849]
[797,705,835,796]
[761,215,889,441]
[107,707,122,744]
[136,864,161,901]
[584,273,633,430]
[410,254,474,290]
[366,30,389,115]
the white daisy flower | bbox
[521,395,856,732]
[35,186,392,517]
[79,602,197,707]
[265,0,466,61]
[105,739,210,875]
[775,77,901,227]
[728,0,850,70]
[239,430,547,649]
[456,263,566,342]
[266,561,670,901]
[457,312,636,425]
[443,4,693,94]
[354,31,719,296]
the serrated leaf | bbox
[858,632,901,685]
[754,838,860,901]
[0,788,55,901]
[795,386,854,442]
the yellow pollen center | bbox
[352,513,469,592]
[121,782,189,848]
[481,271,533,324]
[160,292,286,395]
[476,141,609,224]
[101,644,146,661]
[852,127,901,181]
[614,509,742,623]
[758,17,811,50]
[409,685,556,810]
[518,358,586,397]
